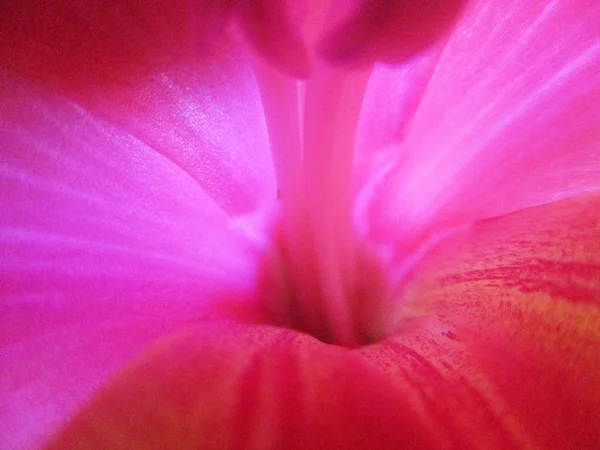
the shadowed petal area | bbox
[319,0,467,65]
[375,192,600,448]
[360,0,600,250]
[0,72,264,448]
[0,0,276,215]
[239,0,310,77]
[0,0,236,89]
[48,323,439,449]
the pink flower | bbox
[1,0,600,448]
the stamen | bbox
[251,57,304,226]
[253,33,378,348]
[302,63,372,346]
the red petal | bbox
[48,323,439,449]
[319,0,467,65]
[240,0,311,77]
[0,0,233,90]
[389,192,600,447]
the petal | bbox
[48,322,439,449]
[0,0,276,215]
[0,72,263,448]
[319,0,468,65]
[355,51,441,162]
[85,47,276,215]
[383,192,600,447]
[362,0,600,250]
[353,50,442,230]
[0,0,233,89]
[239,0,310,77]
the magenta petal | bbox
[355,50,441,158]
[0,1,275,215]
[83,46,276,216]
[0,73,262,448]
[362,0,600,248]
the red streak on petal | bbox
[393,191,600,447]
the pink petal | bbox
[379,191,600,447]
[319,0,467,65]
[0,72,264,448]
[353,48,443,217]
[48,322,438,449]
[360,0,600,253]
[355,50,441,160]
[0,0,276,215]
[85,48,276,215]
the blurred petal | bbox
[0,1,223,87]
[319,0,467,65]
[49,323,439,449]
[0,0,276,215]
[381,192,600,447]
[0,72,263,448]
[360,0,600,250]
[240,0,310,77]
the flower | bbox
[1,0,600,448]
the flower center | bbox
[262,222,392,348]
[253,56,393,348]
